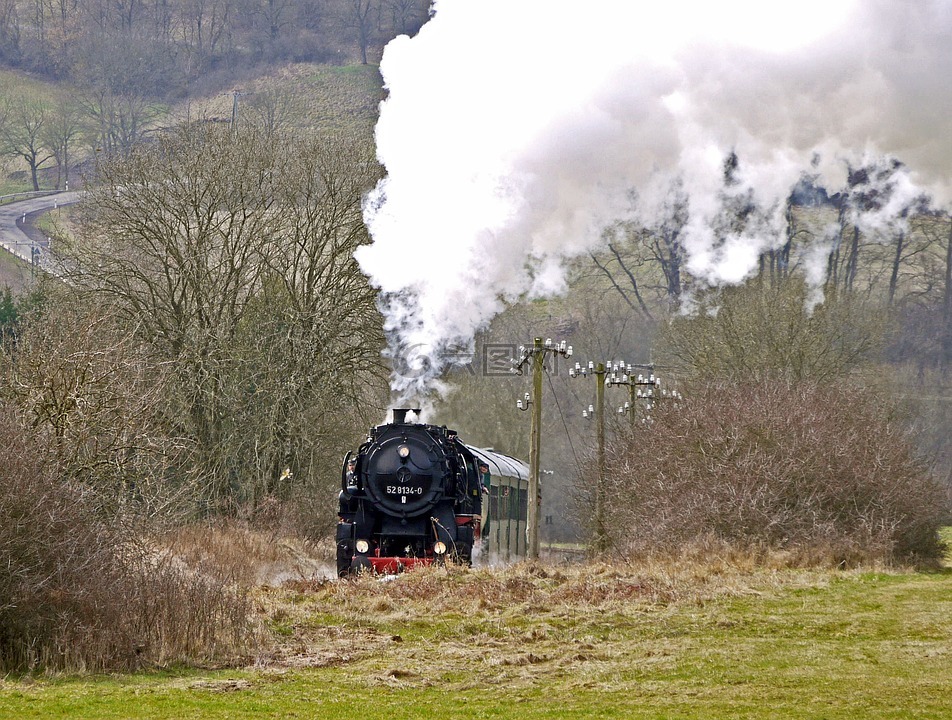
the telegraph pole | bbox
[606,362,660,430]
[229,90,245,136]
[569,360,678,554]
[570,360,609,553]
[528,338,544,559]
[515,337,572,559]
[594,362,607,553]
[606,362,679,428]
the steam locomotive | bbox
[336,409,485,576]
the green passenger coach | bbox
[469,447,530,562]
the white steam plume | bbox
[358,0,952,401]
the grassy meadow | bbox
[173,63,383,137]
[1,532,950,720]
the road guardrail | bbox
[0,190,59,207]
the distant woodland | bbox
[0,0,428,87]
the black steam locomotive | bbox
[336,409,484,576]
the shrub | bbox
[0,405,258,673]
[601,380,949,565]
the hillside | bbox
[178,63,385,136]
[0,59,385,296]
[0,60,384,192]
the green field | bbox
[1,546,950,720]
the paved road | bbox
[0,191,82,267]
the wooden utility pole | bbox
[570,360,609,552]
[594,362,607,553]
[571,359,678,554]
[606,362,663,430]
[230,90,245,136]
[528,338,544,559]
[515,337,573,560]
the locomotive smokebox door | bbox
[363,431,442,518]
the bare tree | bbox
[336,0,375,64]
[0,0,19,62]
[945,218,952,369]
[383,0,425,36]
[71,27,173,154]
[584,179,692,320]
[66,124,279,504]
[1,290,177,510]
[39,92,84,189]
[0,94,54,190]
[244,85,303,136]
[176,0,233,70]
[586,213,685,319]
[78,86,157,155]
[823,193,866,298]
[64,123,386,514]
[255,0,294,45]
[880,212,952,370]
[221,130,387,508]
[658,277,888,384]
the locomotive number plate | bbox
[386,486,424,495]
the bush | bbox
[601,380,949,565]
[0,405,258,673]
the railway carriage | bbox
[469,447,529,562]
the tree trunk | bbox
[28,158,40,191]
[943,221,952,372]
[888,231,905,306]
[844,225,860,294]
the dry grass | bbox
[179,63,382,136]
[3,527,950,719]
[248,548,846,678]
[0,251,32,294]
[0,555,948,719]
[159,522,334,588]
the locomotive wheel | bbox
[351,555,372,575]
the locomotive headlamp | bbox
[433,541,447,555]
[398,444,410,458]
[356,539,370,554]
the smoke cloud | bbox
[357,0,952,401]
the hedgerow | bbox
[601,380,949,565]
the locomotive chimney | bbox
[391,408,422,424]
